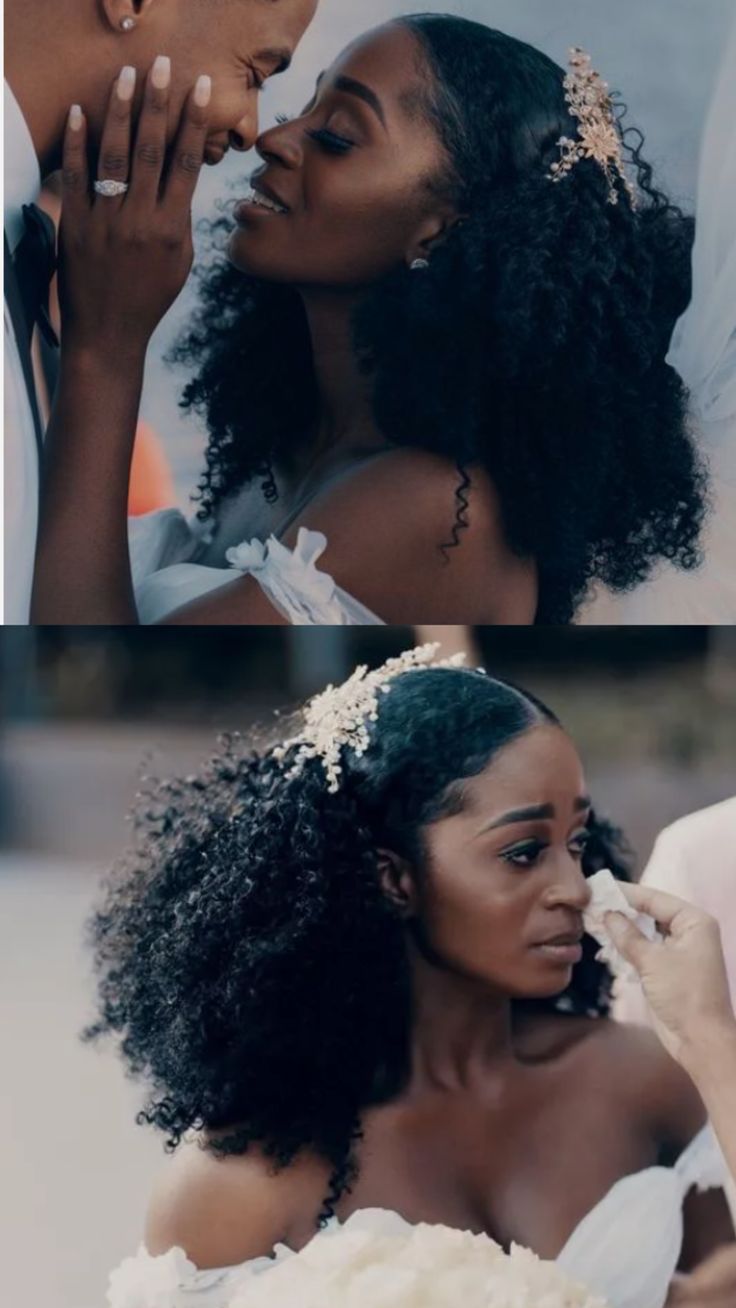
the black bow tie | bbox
[12,202,60,349]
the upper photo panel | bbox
[5,0,736,626]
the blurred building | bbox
[1,627,735,866]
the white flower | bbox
[276,644,468,792]
[229,1213,608,1308]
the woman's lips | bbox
[533,941,583,965]
[233,192,291,224]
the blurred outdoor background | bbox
[36,0,735,511]
[1,625,736,1308]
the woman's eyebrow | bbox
[333,75,388,130]
[478,803,555,834]
[475,795,591,835]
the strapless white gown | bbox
[580,10,736,623]
[107,1125,730,1308]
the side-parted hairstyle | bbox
[84,667,631,1222]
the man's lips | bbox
[204,140,229,165]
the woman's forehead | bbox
[324,23,427,105]
[457,726,587,816]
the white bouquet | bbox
[229,1209,608,1308]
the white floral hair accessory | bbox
[272,643,469,793]
[548,47,636,207]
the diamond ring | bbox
[94,179,129,198]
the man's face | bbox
[93,0,319,162]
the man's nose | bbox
[229,105,259,153]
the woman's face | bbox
[414,724,593,999]
[228,22,454,286]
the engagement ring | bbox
[94,180,129,197]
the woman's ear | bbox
[377,849,418,918]
[405,209,467,269]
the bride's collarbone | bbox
[324,1050,662,1256]
[335,1119,651,1261]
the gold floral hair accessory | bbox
[548,47,635,207]
[273,644,469,793]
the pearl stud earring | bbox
[410,258,430,271]
[120,17,136,32]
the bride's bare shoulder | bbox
[526,1012,706,1144]
[144,1135,332,1269]
[520,1010,701,1100]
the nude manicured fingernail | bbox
[194,74,212,107]
[152,55,171,90]
[69,104,83,132]
[117,66,136,101]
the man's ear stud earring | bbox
[120,17,136,32]
[410,258,430,271]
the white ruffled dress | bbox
[106,1125,731,1308]
[130,512,382,625]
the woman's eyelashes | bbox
[274,107,357,154]
[306,127,356,154]
[500,839,546,868]
[500,829,591,868]
[245,63,266,92]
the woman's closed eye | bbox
[274,111,355,154]
[306,126,356,155]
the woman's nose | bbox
[254,120,303,169]
[545,859,592,911]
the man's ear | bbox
[99,0,159,35]
[377,849,418,918]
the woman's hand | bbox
[58,58,211,359]
[605,883,735,1073]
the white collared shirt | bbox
[4,78,42,624]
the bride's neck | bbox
[407,943,517,1093]
[301,290,386,460]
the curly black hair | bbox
[84,666,632,1227]
[172,15,707,624]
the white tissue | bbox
[583,869,660,982]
